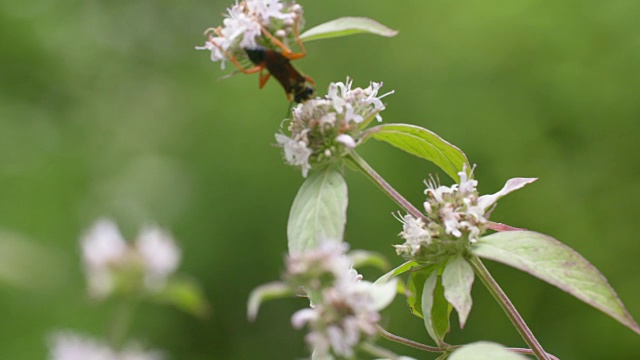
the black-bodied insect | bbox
[205,12,314,103]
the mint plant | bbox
[198,1,640,359]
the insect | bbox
[243,46,314,103]
[205,12,314,103]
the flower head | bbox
[285,241,397,358]
[395,166,537,263]
[276,78,393,176]
[196,0,303,69]
[81,219,181,299]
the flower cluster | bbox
[81,219,181,299]
[49,332,162,360]
[395,167,536,263]
[276,78,393,176]
[285,241,396,359]
[196,0,303,69]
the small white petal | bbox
[136,227,181,283]
[335,134,356,148]
[477,177,537,210]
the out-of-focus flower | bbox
[81,219,181,299]
[276,78,393,177]
[395,166,536,263]
[48,331,163,360]
[285,241,397,358]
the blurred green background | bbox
[1,0,639,358]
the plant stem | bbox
[107,297,137,350]
[376,325,444,353]
[346,152,427,222]
[467,255,550,360]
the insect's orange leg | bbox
[260,13,306,60]
[205,33,264,75]
[304,75,315,86]
[258,70,271,89]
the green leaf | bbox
[406,266,436,319]
[473,231,640,335]
[442,255,475,328]
[364,124,470,182]
[247,282,294,321]
[299,17,398,42]
[449,342,528,360]
[422,272,451,345]
[287,168,348,254]
[369,278,399,311]
[432,275,452,343]
[154,276,210,318]
[375,260,418,284]
[348,250,390,271]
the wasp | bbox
[205,13,315,103]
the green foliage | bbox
[448,342,528,360]
[473,231,640,335]
[441,255,475,328]
[421,271,451,345]
[246,282,294,321]
[299,17,398,42]
[287,168,348,253]
[364,124,470,182]
[154,276,210,319]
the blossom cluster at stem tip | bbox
[196,0,304,69]
[81,219,181,299]
[276,78,393,177]
[286,241,397,359]
[395,166,537,263]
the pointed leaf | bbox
[348,250,390,271]
[406,266,436,318]
[473,231,640,335]
[375,260,418,284]
[154,276,210,318]
[442,256,475,328]
[422,272,451,345]
[367,278,399,311]
[478,177,537,209]
[432,275,453,343]
[300,17,398,42]
[288,168,348,254]
[364,124,470,182]
[449,342,528,360]
[247,282,294,321]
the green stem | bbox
[346,151,427,222]
[107,297,138,350]
[467,255,550,360]
[376,325,444,353]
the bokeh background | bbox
[1,0,639,358]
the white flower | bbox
[395,166,537,261]
[81,219,128,270]
[135,227,181,290]
[275,133,312,177]
[286,241,397,358]
[48,332,163,360]
[81,219,128,298]
[80,219,182,298]
[197,0,302,69]
[278,78,393,176]
[335,134,356,149]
